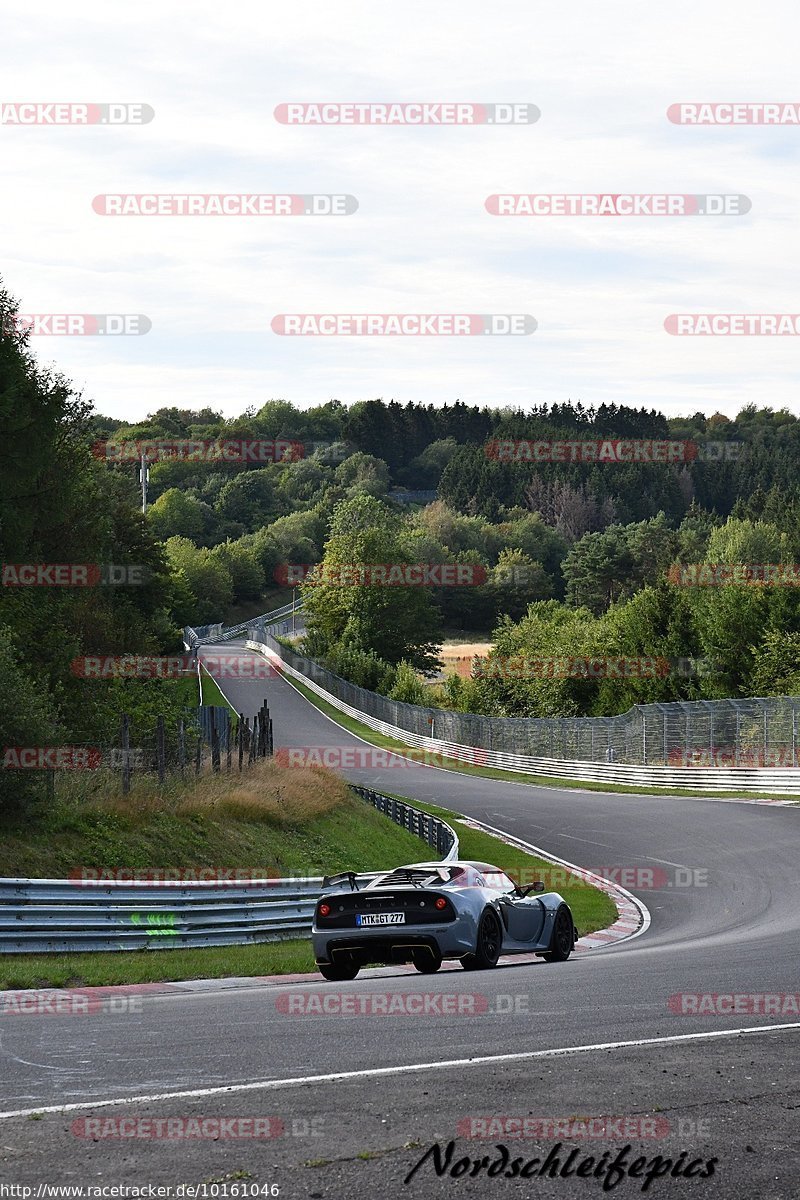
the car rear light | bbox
[319,903,331,916]
[435,898,447,910]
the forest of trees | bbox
[4,273,800,810]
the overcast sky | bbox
[3,1,799,422]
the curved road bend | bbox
[0,641,797,1197]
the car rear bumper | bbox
[313,917,475,965]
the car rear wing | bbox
[321,870,360,892]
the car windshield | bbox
[480,870,516,893]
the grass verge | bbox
[0,941,316,990]
[0,779,617,988]
[199,666,238,714]
[0,760,427,880]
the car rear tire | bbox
[543,905,574,962]
[412,948,443,974]
[318,961,360,981]
[461,908,503,970]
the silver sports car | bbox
[312,859,578,980]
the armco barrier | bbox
[0,788,457,953]
[248,635,800,796]
[185,599,303,650]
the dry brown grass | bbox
[58,760,352,827]
[176,761,350,825]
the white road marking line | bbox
[1,1024,798,1121]
[557,834,615,848]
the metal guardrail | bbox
[249,634,800,795]
[185,600,303,650]
[255,635,800,772]
[359,786,458,862]
[0,788,457,953]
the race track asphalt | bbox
[1,643,797,1198]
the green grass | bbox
[171,675,200,705]
[0,940,317,990]
[0,772,618,988]
[198,667,238,714]
[282,672,796,802]
[0,781,428,881]
[0,766,431,987]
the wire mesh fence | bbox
[253,628,800,769]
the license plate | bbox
[356,912,405,926]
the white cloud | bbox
[2,0,799,419]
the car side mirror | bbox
[515,881,546,897]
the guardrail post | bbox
[238,714,245,771]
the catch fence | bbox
[253,632,800,770]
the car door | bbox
[498,896,547,946]
[481,871,547,949]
